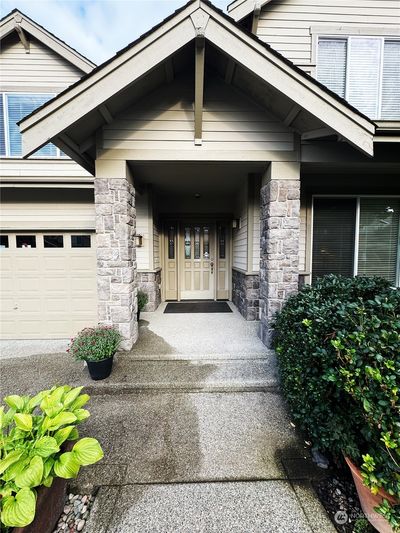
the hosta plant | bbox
[0,385,103,529]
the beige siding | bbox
[102,76,294,154]
[0,188,94,230]
[136,191,150,271]
[153,222,160,269]
[0,159,92,181]
[233,182,248,271]
[0,34,83,91]
[257,0,400,67]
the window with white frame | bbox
[0,93,64,157]
[312,197,400,286]
[317,37,400,120]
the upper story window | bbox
[0,93,64,158]
[317,37,400,120]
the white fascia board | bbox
[227,0,272,21]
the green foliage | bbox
[137,290,148,312]
[353,517,375,533]
[0,386,103,529]
[68,325,122,362]
[273,275,400,529]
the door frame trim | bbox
[161,215,232,302]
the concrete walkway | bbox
[0,305,335,533]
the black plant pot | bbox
[86,355,114,380]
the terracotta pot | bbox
[345,456,398,533]
[11,475,68,533]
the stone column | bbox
[259,162,301,347]
[95,160,138,350]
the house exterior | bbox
[1,0,399,349]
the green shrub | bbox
[68,325,122,362]
[273,275,400,529]
[0,386,103,529]
[137,290,148,312]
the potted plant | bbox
[68,325,122,380]
[0,385,103,532]
[137,290,148,322]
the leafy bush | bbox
[0,386,103,529]
[68,325,122,362]
[137,290,148,312]
[273,275,400,528]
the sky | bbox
[0,0,228,65]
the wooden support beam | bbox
[301,127,334,140]
[194,36,205,146]
[58,133,94,173]
[251,2,261,34]
[14,23,30,53]
[98,104,113,124]
[225,59,235,85]
[284,104,301,127]
[165,58,174,83]
[79,135,96,153]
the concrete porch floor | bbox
[0,304,335,532]
[132,301,268,359]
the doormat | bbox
[164,302,232,313]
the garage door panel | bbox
[0,232,97,339]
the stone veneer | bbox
[259,173,300,347]
[232,269,259,321]
[95,177,138,350]
[137,270,162,312]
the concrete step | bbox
[0,353,279,398]
[85,356,279,394]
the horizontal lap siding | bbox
[299,202,307,272]
[136,193,150,271]
[257,0,400,67]
[233,182,248,271]
[0,35,83,90]
[102,77,294,152]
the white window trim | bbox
[0,92,66,159]
[311,195,400,287]
[315,36,400,120]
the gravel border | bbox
[53,493,95,533]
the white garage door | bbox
[0,232,97,339]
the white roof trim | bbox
[227,0,272,21]
[0,10,95,73]
[20,0,375,160]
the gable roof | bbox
[0,9,95,74]
[19,0,375,169]
[227,0,271,21]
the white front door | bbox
[179,223,215,300]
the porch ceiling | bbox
[19,0,375,172]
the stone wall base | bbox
[137,270,162,312]
[232,269,260,321]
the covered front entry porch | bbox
[19,1,375,351]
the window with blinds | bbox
[358,198,400,285]
[0,93,62,157]
[312,198,356,282]
[317,39,347,98]
[313,197,400,286]
[382,40,400,120]
[317,37,400,120]
[0,95,5,156]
